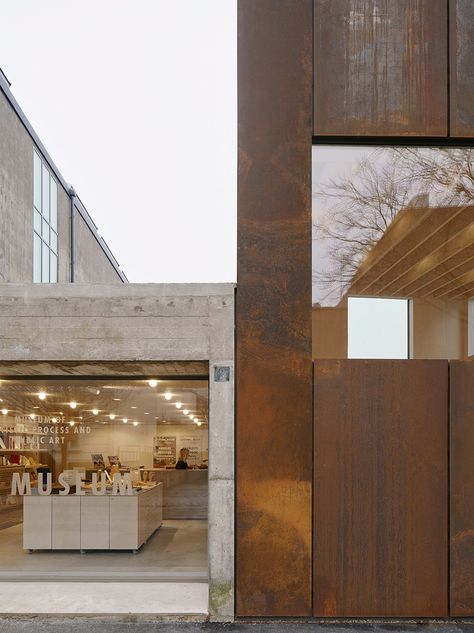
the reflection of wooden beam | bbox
[348,205,474,299]
[350,206,433,286]
[433,270,474,298]
[380,224,474,295]
[349,206,454,294]
[402,252,474,297]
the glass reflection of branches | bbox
[313,147,474,307]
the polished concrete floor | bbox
[0,520,207,582]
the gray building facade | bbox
[0,68,127,285]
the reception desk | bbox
[23,484,163,551]
[141,469,207,519]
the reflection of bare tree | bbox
[393,147,474,206]
[313,147,474,305]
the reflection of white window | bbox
[33,150,58,283]
[469,298,474,357]
[348,297,409,359]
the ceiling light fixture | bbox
[148,379,158,388]
[109,414,116,420]
[38,391,46,400]
[183,409,189,415]
[164,392,172,401]
[69,402,77,409]
[193,417,198,423]
[175,402,182,409]
[96,390,100,395]
[92,408,99,415]
[144,412,149,415]
[197,421,202,427]
[188,414,194,420]
[133,421,138,427]
[113,398,120,401]
[29,414,35,420]
[51,417,57,423]
[69,421,75,427]
[123,418,128,424]
[1,408,7,415]
[131,406,137,409]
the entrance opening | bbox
[0,377,208,582]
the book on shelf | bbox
[0,431,40,451]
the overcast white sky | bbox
[1,0,237,283]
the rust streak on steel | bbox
[313,0,448,136]
[236,0,313,617]
[450,0,474,137]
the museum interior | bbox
[0,377,209,581]
[312,146,474,360]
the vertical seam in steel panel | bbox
[312,360,315,614]
[447,0,451,137]
[312,0,315,136]
[447,360,451,614]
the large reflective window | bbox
[33,150,58,283]
[313,146,474,360]
[0,378,208,581]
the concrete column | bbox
[208,294,234,620]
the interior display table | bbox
[23,483,163,552]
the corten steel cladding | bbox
[236,0,313,618]
[450,361,474,615]
[450,0,474,137]
[313,360,448,617]
[313,0,448,136]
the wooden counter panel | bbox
[147,470,207,519]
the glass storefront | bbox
[0,377,208,580]
[313,146,474,360]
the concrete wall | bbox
[73,207,124,283]
[0,282,235,620]
[0,88,35,282]
[0,87,123,284]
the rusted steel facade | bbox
[313,360,449,617]
[236,0,474,620]
[450,0,474,137]
[450,362,474,615]
[313,0,448,136]
[236,0,313,617]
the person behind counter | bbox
[175,447,190,469]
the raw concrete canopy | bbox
[0,282,235,621]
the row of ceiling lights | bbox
[0,379,204,427]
